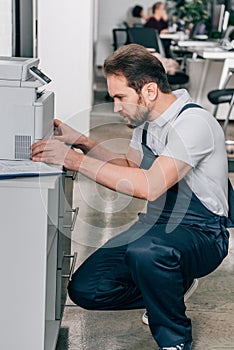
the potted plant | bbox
[176,0,210,35]
[179,0,209,23]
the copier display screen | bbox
[29,66,51,84]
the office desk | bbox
[177,40,219,48]
[190,47,234,60]
[0,172,77,350]
[185,46,234,103]
[160,32,188,41]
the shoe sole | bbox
[142,311,149,325]
[184,341,193,350]
[142,279,199,325]
[159,341,193,350]
[184,279,198,302]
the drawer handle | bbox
[64,207,79,231]
[65,171,78,180]
[62,252,78,281]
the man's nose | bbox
[114,102,122,113]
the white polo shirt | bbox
[130,89,229,217]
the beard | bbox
[127,108,151,128]
[126,95,151,129]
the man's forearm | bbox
[65,151,150,200]
[64,151,188,202]
[75,136,134,167]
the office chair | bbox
[127,27,189,88]
[128,27,165,56]
[112,28,129,51]
[207,65,234,135]
[123,21,129,29]
[104,28,129,101]
[207,63,234,171]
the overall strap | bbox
[228,179,234,227]
[176,103,203,119]
[141,103,203,146]
[164,103,203,145]
[176,102,234,227]
[142,122,149,146]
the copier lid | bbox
[0,57,39,82]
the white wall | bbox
[0,0,12,56]
[96,0,155,66]
[37,0,94,135]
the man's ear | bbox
[141,83,158,102]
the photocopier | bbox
[0,56,54,160]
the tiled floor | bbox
[56,99,234,350]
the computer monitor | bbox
[189,23,207,39]
[212,3,230,33]
[223,10,230,31]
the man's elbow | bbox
[138,189,159,202]
[143,185,166,202]
[146,192,159,202]
[137,176,161,201]
[136,170,167,201]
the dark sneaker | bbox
[142,279,198,325]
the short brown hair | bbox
[103,44,171,94]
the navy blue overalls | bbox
[68,104,230,348]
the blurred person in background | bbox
[145,1,172,57]
[129,5,150,27]
[145,2,169,34]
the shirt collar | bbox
[150,89,192,127]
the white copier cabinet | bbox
[0,172,77,350]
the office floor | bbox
[56,96,234,350]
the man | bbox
[31,44,230,350]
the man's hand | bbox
[53,119,87,150]
[161,8,168,21]
[31,139,83,171]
